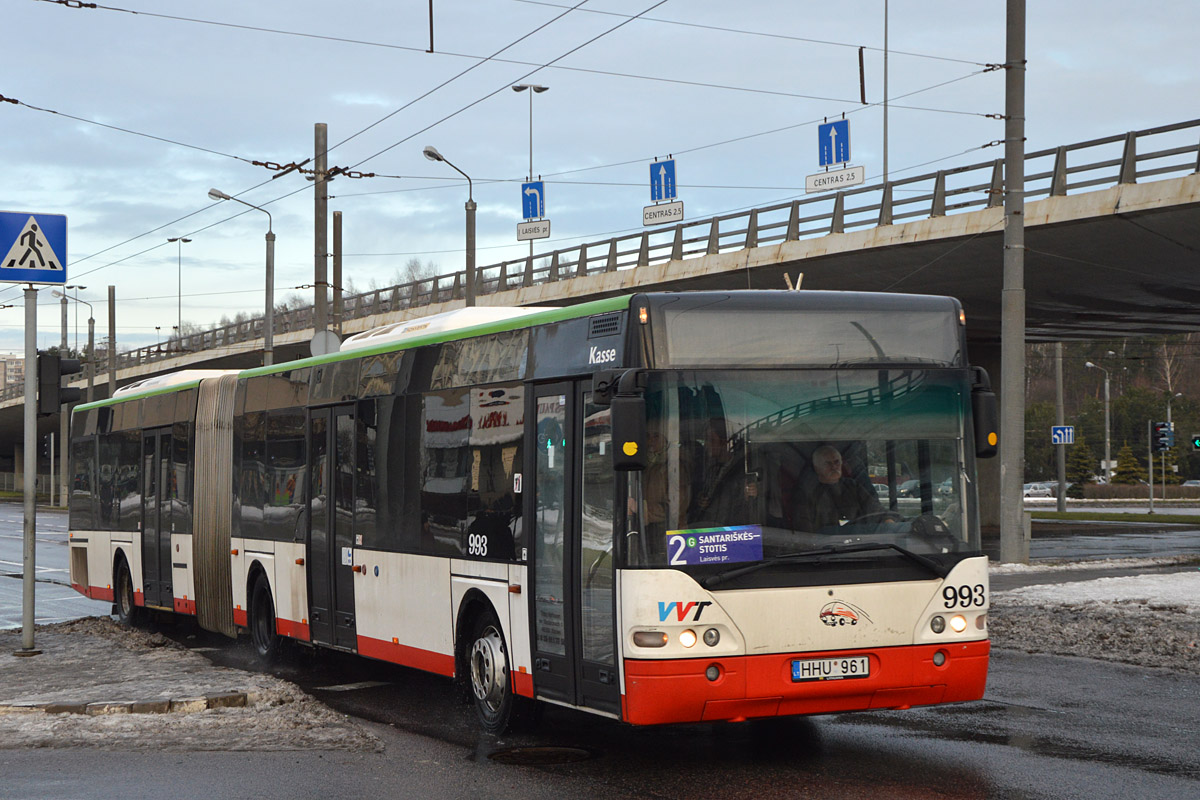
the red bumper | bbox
[622,640,989,726]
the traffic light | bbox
[36,351,84,415]
[1192,434,1200,451]
[1152,421,1174,453]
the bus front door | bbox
[308,406,358,651]
[140,427,172,609]
[528,383,620,716]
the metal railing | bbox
[5,119,1199,403]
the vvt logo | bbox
[588,346,616,365]
[657,600,713,622]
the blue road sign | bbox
[649,159,677,202]
[818,120,851,167]
[0,211,67,284]
[1051,425,1075,445]
[521,181,545,220]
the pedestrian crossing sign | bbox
[0,211,67,284]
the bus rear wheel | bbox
[114,557,141,627]
[250,575,282,662]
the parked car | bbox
[937,478,954,495]
[897,479,920,497]
[1181,479,1200,488]
[1023,482,1053,498]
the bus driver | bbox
[793,444,889,532]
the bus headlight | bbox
[930,615,946,634]
[703,628,720,647]
[950,615,968,633]
[679,629,697,648]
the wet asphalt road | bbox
[3,505,1199,798]
[92,624,1192,800]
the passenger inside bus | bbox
[636,420,692,538]
[689,418,758,527]
[791,444,895,533]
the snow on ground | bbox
[998,570,1199,610]
[989,561,1200,675]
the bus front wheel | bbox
[467,611,516,733]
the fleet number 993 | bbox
[468,533,488,557]
[943,584,986,608]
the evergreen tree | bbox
[1111,443,1144,484]
[1065,437,1097,484]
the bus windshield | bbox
[625,369,976,580]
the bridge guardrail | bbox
[4,119,1198,403]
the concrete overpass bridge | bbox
[6,119,1200,466]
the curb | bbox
[0,690,253,716]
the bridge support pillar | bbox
[971,342,1003,553]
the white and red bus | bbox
[68,290,997,731]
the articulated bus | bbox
[68,290,998,731]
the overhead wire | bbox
[13,0,1002,322]
[30,0,991,113]
[507,0,989,66]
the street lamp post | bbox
[512,84,549,261]
[207,189,276,366]
[422,146,475,307]
[51,291,95,402]
[167,238,191,336]
[65,284,86,353]
[1086,361,1111,483]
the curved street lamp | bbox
[423,147,476,307]
[208,189,276,366]
[1085,361,1111,483]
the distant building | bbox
[0,355,24,387]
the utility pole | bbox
[999,0,1027,563]
[314,123,329,338]
[333,211,343,336]
[107,286,116,399]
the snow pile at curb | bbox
[990,567,1200,675]
[0,618,382,751]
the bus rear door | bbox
[308,405,358,650]
[528,382,620,716]
[140,427,172,609]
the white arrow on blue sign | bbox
[649,159,677,202]
[1051,425,1075,445]
[521,181,545,220]
[818,120,851,167]
[0,211,68,285]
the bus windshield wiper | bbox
[701,542,948,588]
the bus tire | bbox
[466,609,520,733]
[114,556,142,627]
[250,574,282,663]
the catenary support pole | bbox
[314,123,329,338]
[999,0,1028,563]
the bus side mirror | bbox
[611,395,648,471]
[971,367,998,458]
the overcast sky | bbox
[2,0,1197,355]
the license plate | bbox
[791,656,870,682]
